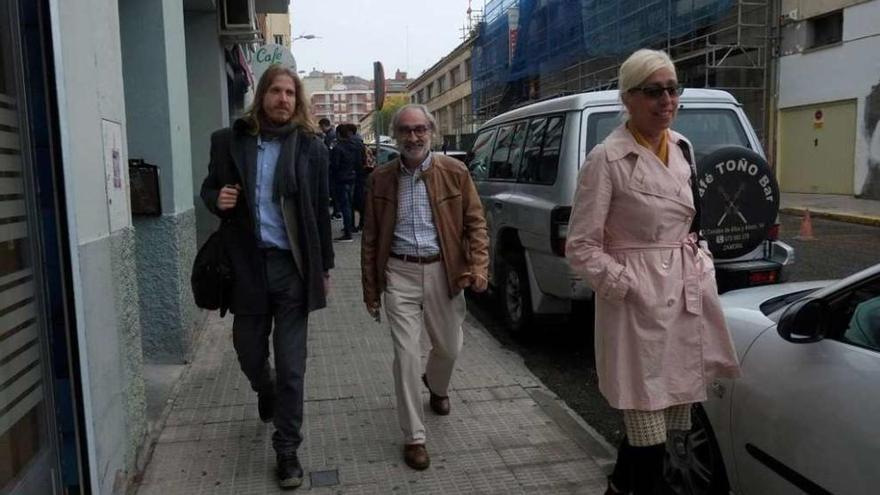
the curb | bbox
[780,207,880,227]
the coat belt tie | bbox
[605,232,704,315]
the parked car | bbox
[371,143,399,165]
[667,263,880,494]
[466,89,794,331]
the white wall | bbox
[778,0,880,196]
[51,0,136,491]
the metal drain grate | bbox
[309,469,339,487]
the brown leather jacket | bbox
[361,153,489,307]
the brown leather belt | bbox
[390,252,441,264]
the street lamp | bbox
[292,34,320,42]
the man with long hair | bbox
[200,65,334,489]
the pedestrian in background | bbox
[360,104,489,470]
[200,65,334,489]
[565,49,741,495]
[351,123,375,232]
[318,117,336,149]
[319,117,341,219]
[329,123,363,242]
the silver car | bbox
[468,89,794,332]
[668,263,880,494]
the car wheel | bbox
[499,252,533,333]
[665,405,729,495]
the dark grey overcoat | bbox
[200,119,334,315]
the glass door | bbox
[0,2,59,493]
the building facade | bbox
[408,37,476,150]
[257,12,291,48]
[775,0,880,199]
[310,84,375,126]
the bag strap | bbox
[677,140,702,240]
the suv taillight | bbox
[551,207,571,256]
[767,223,780,241]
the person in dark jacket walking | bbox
[329,123,364,241]
[200,65,334,489]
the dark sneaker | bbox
[258,389,275,423]
[403,443,430,470]
[276,452,304,489]
[422,374,450,415]
[334,235,354,243]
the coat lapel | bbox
[230,131,257,206]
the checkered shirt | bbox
[391,152,440,257]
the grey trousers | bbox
[232,248,308,455]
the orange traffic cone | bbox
[796,209,815,240]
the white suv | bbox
[467,89,794,332]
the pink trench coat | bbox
[566,125,741,411]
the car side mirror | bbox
[777,298,827,343]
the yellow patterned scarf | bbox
[627,122,669,166]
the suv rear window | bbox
[519,116,563,185]
[585,109,751,163]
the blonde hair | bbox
[618,49,677,100]
[242,65,319,134]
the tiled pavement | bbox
[135,230,615,494]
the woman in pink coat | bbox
[565,49,741,494]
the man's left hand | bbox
[470,274,488,293]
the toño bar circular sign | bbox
[695,146,780,259]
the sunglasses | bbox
[397,125,430,137]
[629,84,684,99]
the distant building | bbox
[387,69,412,94]
[408,37,476,150]
[256,13,291,48]
[309,80,375,125]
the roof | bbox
[482,88,740,127]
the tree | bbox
[377,94,408,136]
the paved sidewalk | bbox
[135,234,615,494]
[781,192,880,226]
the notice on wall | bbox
[102,119,131,232]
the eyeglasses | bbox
[396,125,430,137]
[629,84,684,99]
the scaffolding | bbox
[472,0,771,142]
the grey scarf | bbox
[260,121,299,203]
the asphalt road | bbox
[466,212,880,446]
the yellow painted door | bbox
[778,99,856,194]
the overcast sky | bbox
[290,0,477,80]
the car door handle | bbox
[493,202,503,210]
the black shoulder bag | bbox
[191,221,234,317]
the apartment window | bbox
[274,34,284,45]
[411,95,416,103]
[437,75,446,94]
[450,66,461,87]
[426,85,433,100]
[464,58,471,79]
[417,89,424,103]
[808,11,843,49]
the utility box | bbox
[129,159,161,216]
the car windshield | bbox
[585,109,751,162]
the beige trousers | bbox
[383,257,466,445]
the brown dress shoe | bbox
[421,374,450,415]
[403,443,430,470]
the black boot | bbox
[608,438,668,495]
[608,436,635,494]
[631,443,667,495]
